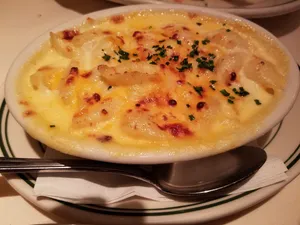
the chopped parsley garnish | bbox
[193,40,199,46]
[189,40,200,58]
[228,99,234,104]
[49,125,56,128]
[196,22,202,26]
[209,85,216,90]
[177,58,192,72]
[117,47,130,60]
[186,104,191,108]
[229,96,235,100]
[146,53,153,60]
[189,49,199,58]
[177,40,182,45]
[189,114,195,121]
[226,29,231,32]
[193,86,204,96]
[159,39,166,43]
[153,45,167,58]
[220,89,230,97]
[133,53,138,57]
[170,55,179,62]
[232,87,249,97]
[196,57,215,71]
[167,45,173,49]
[149,61,157,65]
[208,53,216,59]
[254,99,262,105]
[102,53,111,61]
[108,85,112,90]
[210,80,217,84]
[202,38,210,45]
[158,48,167,57]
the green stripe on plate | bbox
[0,100,9,157]
[5,110,15,157]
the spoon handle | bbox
[0,157,153,184]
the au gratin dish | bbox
[7,8,292,163]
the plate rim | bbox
[107,0,300,18]
[1,4,300,223]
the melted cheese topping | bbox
[16,10,289,155]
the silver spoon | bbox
[0,146,266,200]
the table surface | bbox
[0,1,300,224]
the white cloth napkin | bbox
[34,148,288,205]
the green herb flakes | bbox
[208,53,216,59]
[228,99,234,104]
[220,89,230,97]
[193,86,204,96]
[102,53,111,61]
[177,58,192,72]
[196,57,215,71]
[170,55,179,62]
[117,47,130,61]
[232,87,249,97]
[146,54,153,60]
[153,45,167,58]
[189,40,200,58]
[202,38,210,45]
[189,114,195,121]
[254,99,262,105]
[209,85,216,91]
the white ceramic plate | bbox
[5,4,299,164]
[1,72,300,224]
[107,0,300,18]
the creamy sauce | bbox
[16,10,289,155]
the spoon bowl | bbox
[152,145,266,198]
